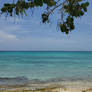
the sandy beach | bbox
[0,80,92,92]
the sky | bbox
[0,1,92,51]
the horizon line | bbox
[0,50,92,52]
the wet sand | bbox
[0,80,92,92]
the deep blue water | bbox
[0,51,92,81]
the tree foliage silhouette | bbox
[0,0,89,34]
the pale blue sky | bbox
[0,1,92,51]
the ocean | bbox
[0,51,92,84]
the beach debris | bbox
[82,88,92,92]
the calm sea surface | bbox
[0,51,92,81]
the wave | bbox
[0,76,28,86]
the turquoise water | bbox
[0,51,92,81]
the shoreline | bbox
[0,79,92,92]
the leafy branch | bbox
[0,0,89,34]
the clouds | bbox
[0,5,92,51]
[0,34,92,51]
[0,31,17,40]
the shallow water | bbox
[0,51,92,82]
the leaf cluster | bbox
[60,16,74,34]
[59,0,89,34]
[64,0,89,17]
